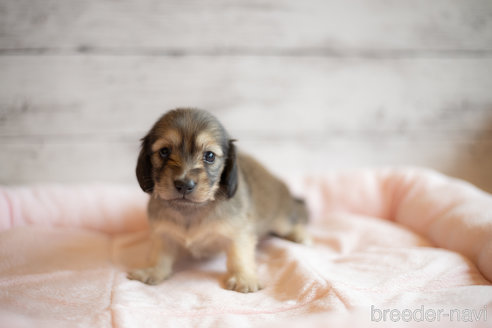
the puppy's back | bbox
[237,152,308,237]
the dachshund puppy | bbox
[128,108,310,293]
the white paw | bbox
[226,273,262,293]
[127,267,171,285]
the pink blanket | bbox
[1,168,491,327]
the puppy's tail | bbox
[290,197,309,225]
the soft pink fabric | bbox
[0,184,149,234]
[0,168,491,327]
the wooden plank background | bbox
[1,0,492,191]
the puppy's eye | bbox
[203,151,215,164]
[159,147,171,159]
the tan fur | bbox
[151,129,181,153]
[196,131,224,157]
[128,108,310,292]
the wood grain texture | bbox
[1,56,491,189]
[1,56,491,137]
[1,0,492,53]
[0,0,491,191]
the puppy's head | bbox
[136,108,237,205]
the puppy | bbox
[128,108,310,293]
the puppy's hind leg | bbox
[127,234,177,285]
[272,198,312,246]
[284,223,312,246]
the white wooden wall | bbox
[1,0,492,191]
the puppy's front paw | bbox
[226,273,262,293]
[127,267,171,285]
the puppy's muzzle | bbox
[174,179,196,195]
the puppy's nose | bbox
[174,179,196,195]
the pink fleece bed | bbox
[1,168,491,327]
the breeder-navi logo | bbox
[371,305,487,323]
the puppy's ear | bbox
[220,140,238,198]
[136,135,154,193]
